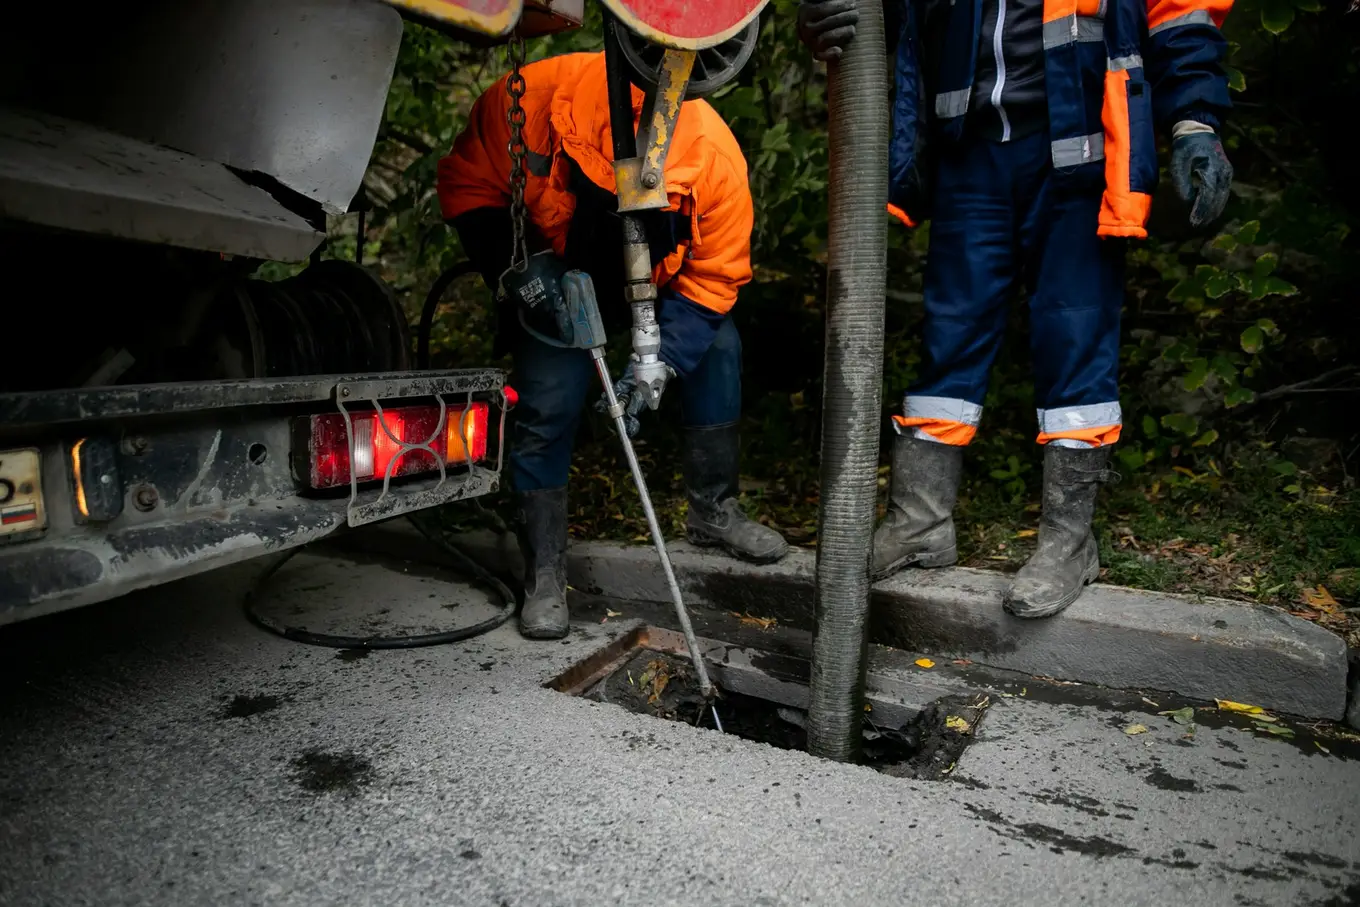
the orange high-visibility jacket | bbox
[438,52,754,316]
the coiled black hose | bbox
[244,513,517,649]
[806,0,891,762]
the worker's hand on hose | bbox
[595,357,674,438]
[797,0,860,61]
[1170,124,1234,228]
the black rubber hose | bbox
[806,0,890,763]
[244,513,517,649]
[417,260,479,369]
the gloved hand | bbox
[1170,124,1234,228]
[798,0,860,62]
[596,357,675,438]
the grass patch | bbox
[443,413,1359,647]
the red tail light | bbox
[302,403,489,490]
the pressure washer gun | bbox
[502,263,723,731]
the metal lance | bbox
[805,0,890,762]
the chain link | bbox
[505,30,529,274]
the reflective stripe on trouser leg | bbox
[894,396,983,446]
[906,134,1054,448]
[1036,402,1122,447]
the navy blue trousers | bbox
[507,318,742,491]
[900,131,1127,447]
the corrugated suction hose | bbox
[806,0,890,762]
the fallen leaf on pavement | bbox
[946,715,972,733]
[1253,721,1295,739]
[1315,741,1331,755]
[1159,707,1196,726]
[729,611,778,630]
[1216,699,1264,715]
[1141,697,1161,708]
[915,658,936,669]
[1124,724,1150,735]
[606,609,622,618]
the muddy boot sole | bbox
[686,529,790,565]
[871,545,958,582]
[519,619,570,640]
[1003,552,1101,620]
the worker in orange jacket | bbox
[439,51,789,640]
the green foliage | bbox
[346,0,1357,614]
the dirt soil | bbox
[585,650,988,781]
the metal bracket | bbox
[332,377,508,528]
[613,48,696,213]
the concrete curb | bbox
[357,524,1352,721]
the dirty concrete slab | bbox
[352,525,1351,722]
[0,549,1356,907]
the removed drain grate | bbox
[548,626,990,780]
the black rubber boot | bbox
[684,423,790,564]
[515,487,570,639]
[1004,445,1116,620]
[872,433,964,580]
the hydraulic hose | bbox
[417,260,480,369]
[805,0,890,763]
[244,513,517,649]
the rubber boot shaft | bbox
[515,487,570,639]
[1004,445,1114,619]
[684,423,790,564]
[872,433,963,579]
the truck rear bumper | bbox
[0,370,505,626]
[0,467,497,626]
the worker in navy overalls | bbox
[799,0,1234,616]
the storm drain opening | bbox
[549,626,991,781]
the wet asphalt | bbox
[1,547,1356,907]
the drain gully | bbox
[548,626,993,780]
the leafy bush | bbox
[341,0,1358,619]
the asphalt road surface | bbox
[1,546,1357,907]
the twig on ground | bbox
[1253,365,1360,403]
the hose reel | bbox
[617,17,761,100]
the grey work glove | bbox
[1170,124,1234,228]
[595,357,673,439]
[798,0,860,62]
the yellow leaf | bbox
[1124,724,1150,735]
[1302,586,1339,612]
[605,609,622,618]
[729,611,778,630]
[946,715,971,733]
[1015,529,1038,538]
[915,658,936,669]
[1215,699,1264,715]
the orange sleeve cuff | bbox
[886,204,918,228]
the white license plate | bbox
[0,448,46,538]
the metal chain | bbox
[505,30,529,274]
